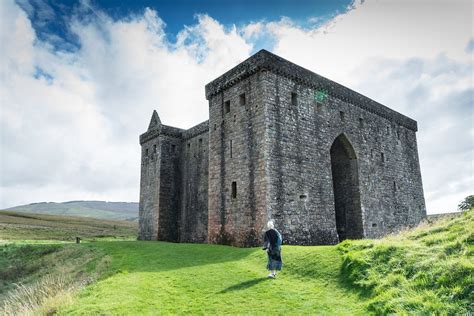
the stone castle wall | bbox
[139,50,426,246]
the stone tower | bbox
[139,50,426,246]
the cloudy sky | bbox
[0,0,472,214]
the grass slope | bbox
[60,242,368,315]
[5,201,138,221]
[0,243,109,315]
[339,209,473,314]
[0,211,137,241]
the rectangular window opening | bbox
[224,100,231,114]
[153,144,157,153]
[187,143,191,149]
[230,140,233,158]
[359,118,364,127]
[239,93,246,106]
[145,148,149,157]
[199,138,203,147]
[340,111,345,121]
[291,92,297,106]
[381,152,385,163]
[231,181,237,199]
[171,144,176,153]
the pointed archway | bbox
[330,134,364,241]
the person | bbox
[262,220,282,278]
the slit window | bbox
[145,148,149,157]
[340,111,345,121]
[239,93,246,106]
[199,138,203,148]
[359,118,364,127]
[291,92,297,106]
[230,140,233,158]
[153,144,157,153]
[381,152,385,163]
[224,100,231,114]
[187,143,191,150]
[231,182,237,199]
[214,124,217,131]
[171,144,176,153]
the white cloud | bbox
[1,0,472,214]
[0,0,252,208]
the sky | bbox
[0,0,472,214]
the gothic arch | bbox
[330,133,364,241]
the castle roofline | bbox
[205,49,418,131]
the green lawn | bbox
[59,242,369,315]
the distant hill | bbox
[4,201,138,221]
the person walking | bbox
[263,220,282,278]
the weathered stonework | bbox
[138,50,426,246]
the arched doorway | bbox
[330,134,363,241]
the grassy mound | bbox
[339,209,473,314]
[59,242,369,315]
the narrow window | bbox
[214,124,217,131]
[387,126,390,135]
[339,111,345,121]
[397,130,400,139]
[234,114,237,122]
[231,181,237,199]
[145,148,149,157]
[291,92,297,106]
[239,93,246,106]
[316,102,322,112]
[224,100,230,114]
[381,152,385,163]
[153,144,157,153]
[171,144,176,153]
[359,118,364,127]
[393,181,397,192]
[199,138,203,148]
[372,223,377,228]
[187,143,191,149]
[230,140,233,158]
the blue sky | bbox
[17,0,352,52]
[1,0,473,213]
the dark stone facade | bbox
[138,50,426,246]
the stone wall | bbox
[139,49,426,246]
[207,71,268,247]
[179,121,209,243]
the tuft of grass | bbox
[339,209,474,314]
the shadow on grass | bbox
[218,277,269,293]
[85,241,259,274]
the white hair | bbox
[267,220,274,230]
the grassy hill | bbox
[0,210,137,241]
[1,210,472,315]
[4,201,138,221]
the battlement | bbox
[205,49,417,131]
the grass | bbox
[1,209,472,315]
[339,209,473,314]
[0,243,110,315]
[0,210,137,241]
[59,242,369,315]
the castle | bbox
[138,50,426,247]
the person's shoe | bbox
[268,273,275,278]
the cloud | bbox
[1,0,472,215]
[0,0,252,208]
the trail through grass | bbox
[60,242,369,315]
